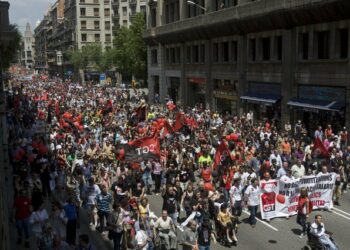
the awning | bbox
[188,77,205,84]
[287,98,345,112]
[240,92,280,105]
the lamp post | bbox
[186,0,206,12]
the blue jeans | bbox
[16,218,30,240]
[199,246,210,250]
[319,235,338,250]
[248,205,258,225]
[142,171,153,187]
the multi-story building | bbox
[112,0,146,31]
[35,0,114,77]
[0,1,16,249]
[20,23,35,69]
[34,15,50,72]
[144,0,350,133]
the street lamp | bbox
[186,0,206,12]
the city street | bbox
[76,191,350,250]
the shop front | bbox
[240,82,281,126]
[167,77,180,104]
[287,85,346,134]
[213,79,238,114]
[187,77,206,107]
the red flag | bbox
[213,141,232,170]
[173,112,185,132]
[313,138,330,158]
[120,134,160,162]
[166,101,176,111]
[185,117,199,130]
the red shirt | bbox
[201,168,212,182]
[14,196,31,220]
[297,197,308,215]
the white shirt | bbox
[280,175,295,182]
[84,184,101,205]
[245,185,260,206]
[29,209,49,234]
[310,222,326,237]
[229,185,242,204]
[135,230,149,250]
[291,164,305,179]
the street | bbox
[76,191,350,250]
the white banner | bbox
[260,173,336,220]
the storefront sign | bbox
[298,85,345,102]
[188,77,205,84]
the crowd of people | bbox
[7,77,349,250]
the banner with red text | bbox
[260,173,336,220]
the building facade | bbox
[0,1,15,249]
[20,23,35,69]
[34,15,50,72]
[35,0,114,77]
[144,0,350,132]
[111,0,146,31]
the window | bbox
[123,20,128,26]
[151,8,157,27]
[301,33,309,60]
[81,20,86,29]
[338,28,348,59]
[95,33,100,42]
[104,8,110,17]
[140,6,146,13]
[166,48,170,63]
[131,6,136,15]
[231,41,237,62]
[275,36,282,60]
[186,46,191,63]
[200,44,205,63]
[151,49,158,64]
[213,42,219,62]
[105,21,110,30]
[317,31,330,59]
[94,8,99,16]
[221,42,229,62]
[249,38,256,61]
[170,48,176,63]
[192,45,199,63]
[105,34,111,42]
[80,8,86,16]
[262,37,270,61]
[176,47,181,63]
[94,20,100,29]
[122,7,127,16]
[93,0,99,3]
[27,51,32,57]
[81,33,87,42]
[80,0,85,3]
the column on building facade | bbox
[157,0,164,26]
[205,0,214,13]
[147,47,155,104]
[180,43,187,108]
[204,40,213,110]
[281,29,297,127]
[180,0,186,20]
[158,44,167,103]
[237,35,247,116]
[346,86,350,136]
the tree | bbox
[0,24,21,69]
[112,12,147,79]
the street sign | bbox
[99,74,106,81]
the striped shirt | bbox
[95,192,112,212]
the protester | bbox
[7,77,347,249]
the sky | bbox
[8,0,53,33]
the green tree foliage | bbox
[68,44,112,73]
[0,24,21,69]
[112,12,147,79]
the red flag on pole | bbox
[313,137,330,158]
[213,141,232,170]
[173,112,185,132]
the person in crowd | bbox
[76,234,96,250]
[244,178,260,228]
[297,187,310,238]
[107,203,124,250]
[181,220,198,250]
[310,214,338,250]
[29,203,49,244]
[216,204,237,243]
[154,210,177,250]
[95,185,113,234]
[64,197,78,246]
[14,189,31,248]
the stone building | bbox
[111,0,147,32]
[20,23,35,69]
[144,0,350,132]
